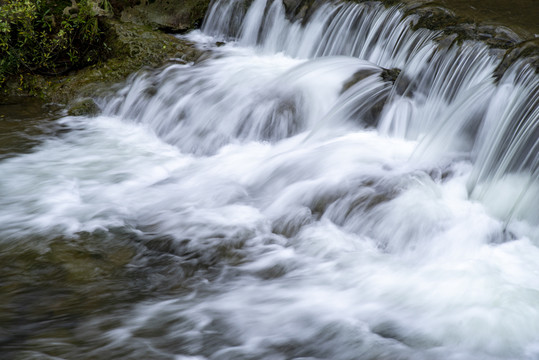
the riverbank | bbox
[0,0,209,108]
[0,18,204,105]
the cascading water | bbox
[1,0,538,359]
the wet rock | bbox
[493,38,539,81]
[410,5,460,32]
[380,67,401,84]
[282,0,302,12]
[120,0,211,32]
[283,0,306,18]
[381,67,413,96]
[478,25,521,48]
[47,236,136,283]
[342,67,407,96]
[405,2,525,49]
[394,0,538,77]
[67,97,100,116]
[272,207,313,237]
[341,67,411,126]
[282,0,325,23]
[341,69,379,94]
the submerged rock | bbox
[341,69,379,94]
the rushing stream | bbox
[1,0,538,359]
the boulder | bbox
[67,97,100,116]
[120,0,211,32]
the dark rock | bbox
[381,67,413,97]
[281,0,325,23]
[494,38,539,81]
[120,0,211,32]
[409,5,460,32]
[483,26,523,49]
[406,3,524,49]
[67,97,100,116]
[341,69,379,94]
[282,0,304,16]
[341,67,408,127]
[380,67,401,84]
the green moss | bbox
[119,0,211,32]
[1,17,203,104]
[67,97,99,116]
[493,38,539,81]
[0,0,110,86]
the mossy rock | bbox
[282,0,326,23]
[380,67,401,84]
[410,5,461,32]
[494,38,539,81]
[2,18,205,105]
[67,97,100,116]
[341,69,378,94]
[120,0,211,32]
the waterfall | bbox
[468,62,539,225]
[1,0,538,359]
[202,0,538,225]
[203,0,438,67]
[107,0,538,225]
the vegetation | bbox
[0,0,110,86]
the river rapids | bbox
[0,0,538,359]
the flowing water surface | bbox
[1,0,538,359]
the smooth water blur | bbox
[1,0,538,359]
[203,0,438,68]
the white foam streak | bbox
[468,63,539,224]
[203,0,437,67]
